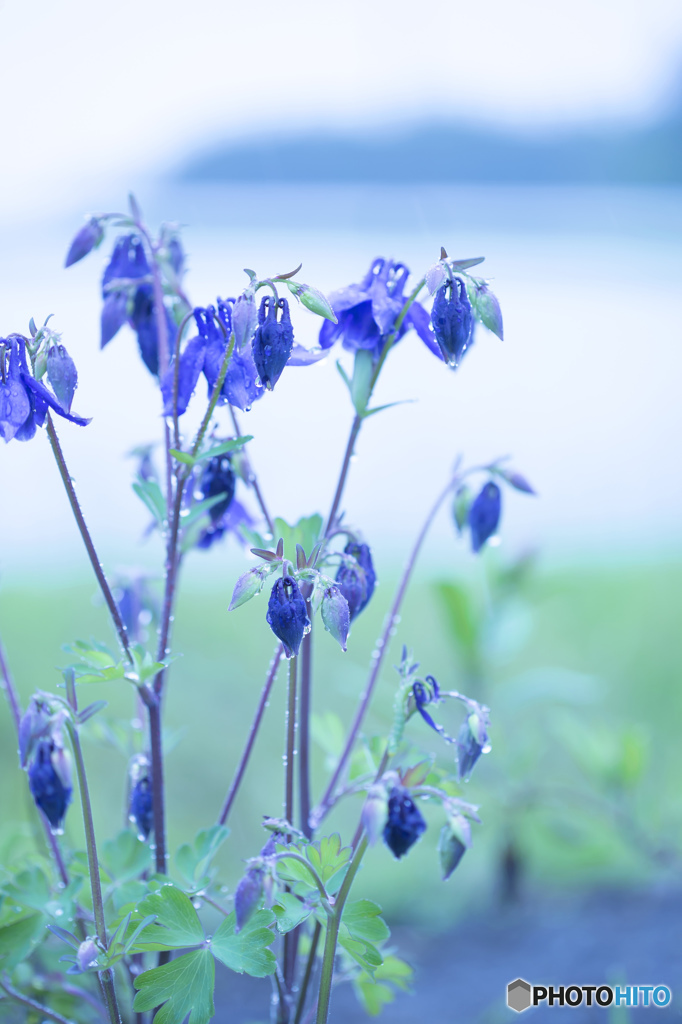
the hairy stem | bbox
[218,645,283,825]
[315,836,369,1024]
[312,469,460,827]
[45,414,132,663]
[65,675,121,1024]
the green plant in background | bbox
[0,198,535,1023]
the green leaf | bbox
[338,929,383,974]
[175,826,229,889]
[180,492,228,530]
[211,909,277,977]
[102,830,151,884]
[133,948,215,1024]
[362,399,414,420]
[2,866,50,912]
[169,448,196,467]
[305,834,351,885]
[272,514,323,565]
[132,478,167,525]
[0,912,45,969]
[132,886,205,951]
[195,437,253,463]
[342,900,390,944]
[353,953,413,1016]
[272,894,313,934]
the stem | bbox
[0,975,77,1024]
[299,602,313,838]
[324,415,361,535]
[65,674,122,1024]
[312,469,460,828]
[293,921,321,1024]
[285,656,298,831]
[45,415,133,664]
[315,837,369,1024]
[0,634,21,732]
[218,645,283,825]
[148,700,167,874]
[271,854,332,910]
[229,405,275,536]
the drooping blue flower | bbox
[234,867,264,932]
[468,481,502,553]
[0,336,90,443]
[252,297,294,391]
[335,541,376,620]
[28,739,72,831]
[161,302,264,417]
[311,258,440,362]
[382,786,427,859]
[198,455,236,526]
[100,234,176,376]
[431,277,474,367]
[266,576,310,658]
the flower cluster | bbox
[0,334,89,443]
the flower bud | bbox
[438,816,470,880]
[65,218,104,268]
[470,280,503,340]
[284,280,337,322]
[320,585,350,651]
[128,755,153,841]
[382,786,427,859]
[234,868,264,932]
[431,278,473,367]
[229,565,273,611]
[198,455,236,525]
[19,696,53,767]
[232,291,258,349]
[468,481,501,553]
[452,485,472,535]
[46,343,78,412]
[362,783,389,845]
[456,708,490,781]
[76,938,100,972]
[266,576,310,658]
[252,297,294,391]
[335,542,376,620]
[28,739,72,832]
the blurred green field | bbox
[1,553,681,931]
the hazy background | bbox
[1,2,682,1019]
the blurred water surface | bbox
[1,182,680,573]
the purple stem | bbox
[311,471,460,828]
[229,405,275,536]
[218,645,284,825]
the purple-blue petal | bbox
[406,303,444,360]
[161,336,206,417]
[21,374,91,426]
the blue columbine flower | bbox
[252,297,294,391]
[266,576,310,657]
[335,541,376,620]
[383,785,427,859]
[468,481,502,552]
[195,497,254,550]
[64,217,104,268]
[431,277,474,367]
[0,336,90,443]
[161,302,264,416]
[28,739,72,832]
[100,234,176,375]
[311,258,441,363]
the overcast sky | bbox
[1,0,682,220]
